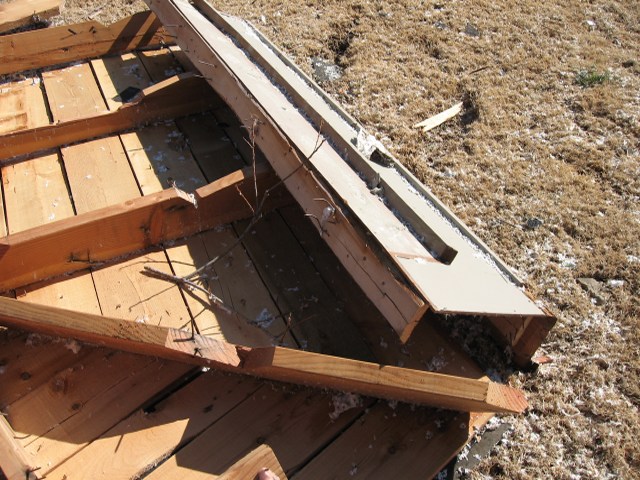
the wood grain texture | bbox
[0,0,62,33]
[0,165,283,292]
[42,372,263,479]
[0,11,173,75]
[22,359,194,474]
[0,296,241,369]
[242,347,527,414]
[0,74,220,162]
[145,384,364,480]
[0,297,526,413]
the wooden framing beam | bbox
[0,417,39,480]
[0,11,173,75]
[0,73,219,163]
[0,164,289,292]
[0,0,63,34]
[146,0,430,342]
[0,296,528,414]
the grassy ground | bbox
[40,0,640,478]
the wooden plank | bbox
[145,384,365,480]
[92,249,193,329]
[0,297,527,413]
[146,0,428,341]
[0,297,242,369]
[176,114,247,181]
[0,0,62,33]
[0,332,95,409]
[41,372,263,479]
[0,417,38,480]
[218,445,287,480]
[0,74,221,163]
[21,359,194,473]
[238,211,374,359]
[242,348,526,414]
[0,11,173,75]
[293,405,477,479]
[414,102,464,131]
[8,350,156,442]
[0,164,283,292]
[2,155,73,231]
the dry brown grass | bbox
[47,0,640,478]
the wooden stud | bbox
[0,74,220,163]
[0,297,527,414]
[0,11,173,75]
[0,0,63,34]
[0,164,285,292]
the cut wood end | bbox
[486,382,528,414]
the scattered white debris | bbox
[557,252,577,269]
[607,279,624,288]
[135,315,148,324]
[254,308,275,328]
[64,339,81,354]
[349,464,358,476]
[379,337,388,349]
[329,392,362,420]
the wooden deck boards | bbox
[0,44,505,480]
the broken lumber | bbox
[413,102,463,132]
[0,11,172,75]
[147,0,430,341]
[0,416,39,480]
[0,296,528,414]
[0,0,62,33]
[0,164,288,292]
[0,73,219,163]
